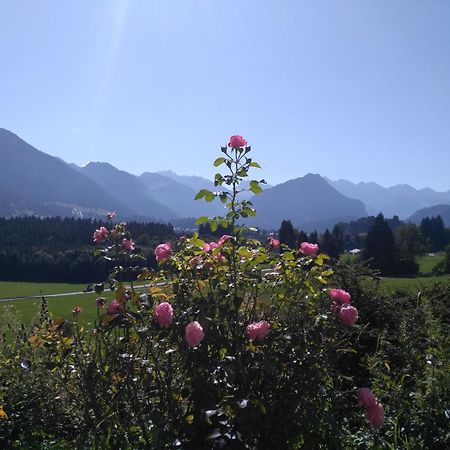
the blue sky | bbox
[1,1,449,190]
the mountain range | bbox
[1,128,449,230]
[327,178,450,219]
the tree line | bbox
[0,216,175,283]
[277,214,450,276]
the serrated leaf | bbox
[196,216,209,226]
[213,157,226,167]
[249,180,263,194]
[195,189,211,200]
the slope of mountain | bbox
[249,174,367,231]
[328,178,450,219]
[0,128,129,218]
[408,204,450,226]
[158,170,272,200]
[139,172,224,218]
[158,170,218,193]
[77,162,179,221]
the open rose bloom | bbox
[122,238,135,251]
[228,135,247,148]
[246,320,271,341]
[154,302,174,328]
[357,388,384,428]
[185,321,205,348]
[268,237,280,248]
[299,242,319,256]
[155,242,172,262]
[93,226,108,243]
[329,288,351,304]
[107,299,125,315]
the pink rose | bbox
[339,304,358,327]
[246,320,271,341]
[154,302,173,328]
[95,297,106,308]
[107,299,125,315]
[218,234,233,246]
[329,288,351,305]
[93,226,108,243]
[268,237,280,248]
[215,252,226,263]
[122,238,135,251]
[366,401,384,428]
[185,321,205,348]
[203,242,219,253]
[357,388,377,408]
[155,242,172,262]
[72,306,82,315]
[228,135,248,148]
[299,242,319,256]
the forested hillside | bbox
[0,217,174,284]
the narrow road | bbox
[0,284,151,303]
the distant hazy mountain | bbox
[3,127,449,226]
[77,162,179,221]
[0,128,129,218]
[408,204,450,226]
[139,172,224,219]
[249,174,367,231]
[327,178,450,219]
[158,170,218,193]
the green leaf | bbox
[249,180,263,194]
[315,255,324,266]
[196,216,209,225]
[213,157,226,167]
[195,189,211,200]
[205,191,215,202]
[210,220,218,232]
[219,193,228,203]
[249,161,261,169]
[242,206,256,217]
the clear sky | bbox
[1,1,449,190]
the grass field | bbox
[0,281,149,330]
[418,253,444,273]
[1,254,448,327]
[373,273,450,292]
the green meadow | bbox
[0,254,448,327]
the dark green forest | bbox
[0,217,174,283]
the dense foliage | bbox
[0,137,448,449]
